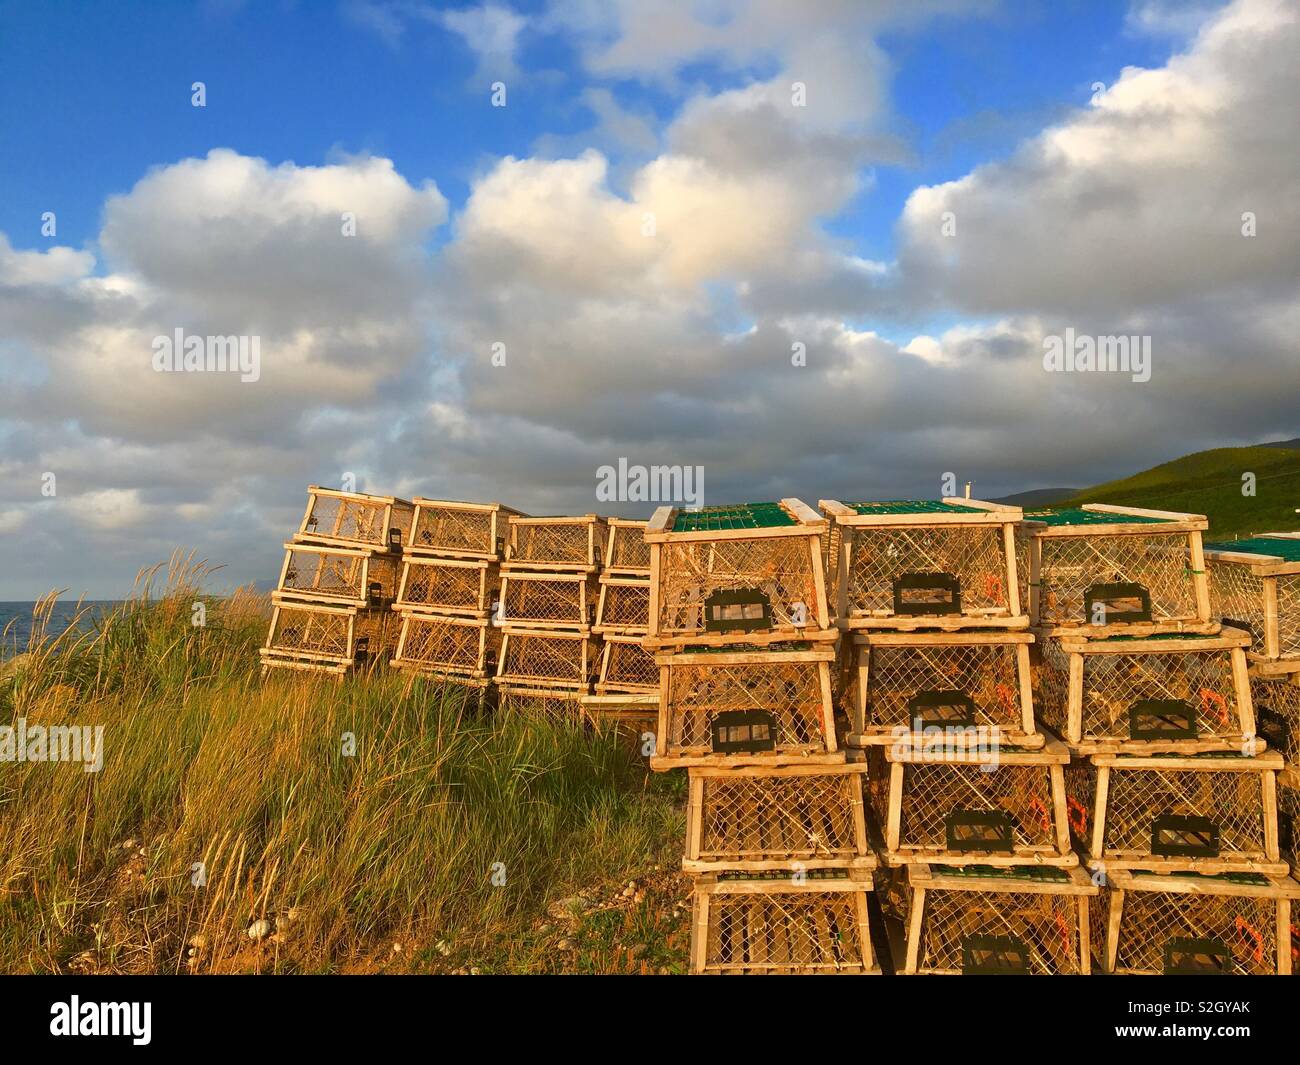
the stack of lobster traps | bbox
[644,500,878,975]
[493,514,605,713]
[389,498,522,688]
[260,486,413,677]
[1026,504,1297,974]
[820,497,1096,975]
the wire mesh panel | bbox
[277,543,399,607]
[1036,633,1256,753]
[392,615,495,679]
[690,874,878,975]
[1205,538,1300,663]
[394,557,495,617]
[506,516,603,570]
[684,764,873,873]
[604,519,651,575]
[1086,750,1286,874]
[652,649,839,769]
[850,632,1038,746]
[498,572,594,630]
[866,740,1074,867]
[496,629,595,692]
[1251,672,1300,768]
[297,487,412,551]
[596,636,658,694]
[261,603,392,674]
[593,577,650,634]
[1278,781,1299,871]
[902,865,1096,975]
[408,499,519,559]
[1099,870,1297,975]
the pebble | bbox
[246,919,272,941]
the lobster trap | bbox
[683,763,873,874]
[394,556,496,618]
[261,602,393,676]
[651,646,841,769]
[603,518,651,576]
[1020,504,1213,636]
[899,864,1097,975]
[1035,630,1257,754]
[495,629,597,693]
[593,576,650,635]
[847,631,1039,748]
[497,571,596,631]
[689,872,879,975]
[580,692,658,730]
[391,614,497,680]
[595,635,658,694]
[296,486,413,552]
[275,541,399,609]
[1251,669,1300,772]
[504,515,605,572]
[644,500,835,649]
[1076,749,1286,875]
[407,498,523,560]
[819,498,1026,631]
[865,737,1074,868]
[1205,534,1300,668]
[1095,868,1299,975]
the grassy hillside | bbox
[0,557,687,974]
[1055,445,1300,539]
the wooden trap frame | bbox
[819,498,1026,631]
[261,602,393,676]
[595,635,658,694]
[683,763,874,874]
[593,575,650,635]
[846,631,1039,748]
[579,692,658,729]
[504,515,605,573]
[407,498,523,560]
[602,518,651,577]
[1035,630,1257,755]
[495,628,597,693]
[275,541,399,609]
[497,570,596,631]
[296,486,413,552]
[391,614,497,681]
[394,556,496,618]
[496,687,585,721]
[690,871,879,975]
[1020,503,1213,636]
[1205,534,1300,669]
[1095,868,1299,976]
[899,864,1097,975]
[1071,748,1287,875]
[650,646,840,770]
[1250,668,1300,777]
[864,737,1075,868]
[644,500,835,649]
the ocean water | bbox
[0,601,123,656]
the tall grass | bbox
[0,554,684,973]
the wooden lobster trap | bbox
[496,687,584,721]
[683,763,873,874]
[391,614,497,681]
[394,556,496,618]
[1095,868,1299,975]
[1279,779,1299,871]
[603,518,651,577]
[1020,504,1213,636]
[593,576,650,635]
[497,570,596,631]
[495,629,597,693]
[846,631,1039,748]
[651,646,840,770]
[1035,630,1257,754]
[1204,534,1300,670]
[864,737,1074,868]
[819,498,1026,631]
[580,692,658,730]
[406,498,523,560]
[296,486,413,552]
[595,635,658,694]
[689,871,879,975]
[275,541,399,609]
[644,500,835,649]
[1251,668,1300,772]
[261,602,393,676]
[899,864,1097,975]
[1071,749,1287,875]
[504,515,605,573]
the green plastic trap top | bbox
[932,864,1070,883]
[845,500,984,516]
[1205,536,1300,562]
[1026,507,1172,526]
[669,502,796,532]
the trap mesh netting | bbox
[699,888,869,973]
[598,639,657,691]
[1033,533,1198,626]
[510,522,595,566]
[282,547,396,603]
[1105,889,1281,976]
[844,525,1012,616]
[498,632,591,687]
[411,504,496,555]
[398,560,491,614]
[303,493,406,547]
[502,575,589,626]
[607,524,651,571]
[596,582,650,631]
[912,885,1085,974]
[397,617,488,674]
[862,641,1026,734]
[1251,675,1300,765]
[269,606,352,657]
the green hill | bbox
[1048,444,1300,539]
